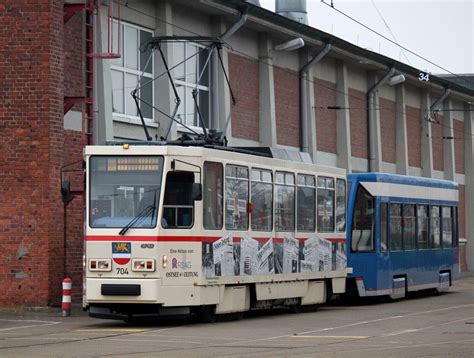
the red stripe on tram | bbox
[86,235,346,243]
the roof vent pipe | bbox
[276,0,308,25]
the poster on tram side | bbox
[212,234,234,276]
[283,236,300,273]
[240,235,259,275]
[318,237,332,272]
[336,250,347,270]
[303,236,318,272]
[257,239,274,275]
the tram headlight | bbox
[132,259,155,272]
[89,259,112,272]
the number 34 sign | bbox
[419,71,430,82]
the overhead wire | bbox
[110,0,474,140]
[320,0,474,88]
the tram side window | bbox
[162,171,195,228]
[251,169,273,231]
[430,206,441,248]
[317,177,335,232]
[297,174,316,232]
[203,162,223,230]
[275,172,295,231]
[403,204,416,250]
[225,165,249,230]
[441,206,453,248]
[351,185,374,252]
[417,205,429,249]
[336,179,346,232]
[380,203,388,252]
[389,204,402,251]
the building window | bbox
[172,42,211,128]
[111,21,154,121]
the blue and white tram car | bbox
[346,173,459,299]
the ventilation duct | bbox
[275,0,308,25]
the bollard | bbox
[62,278,72,317]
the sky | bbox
[259,0,474,75]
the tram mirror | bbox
[61,180,71,204]
[191,183,202,201]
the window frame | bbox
[274,171,296,232]
[317,176,336,233]
[203,161,223,230]
[388,202,403,252]
[173,41,211,129]
[110,20,155,122]
[336,178,347,233]
[225,164,249,231]
[250,168,273,232]
[296,173,316,233]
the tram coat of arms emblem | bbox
[112,242,131,265]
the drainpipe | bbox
[430,87,450,113]
[299,43,331,154]
[220,6,248,41]
[212,7,248,131]
[367,67,395,172]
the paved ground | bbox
[1,275,473,357]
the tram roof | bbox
[84,144,346,177]
[348,172,458,190]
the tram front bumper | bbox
[86,278,162,304]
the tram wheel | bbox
[200,306,217,323]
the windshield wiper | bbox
[119,191,157,236]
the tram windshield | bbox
[89,156,164,229]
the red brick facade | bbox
[314,79,337,154]
[431,118,444,171]
[0,0,65,306]
[349,89,368,159]
[274,66,300,147]
[454,119,465,174]
[228,53,259,141]
[406,106,421,168]
[379,98,396,164]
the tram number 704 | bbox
[116,268,129,275]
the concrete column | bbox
[211,18,231,135]
[464,103,474,271]
[335,60,352,172]
[300,48,317,161]
[94,4,114,144]
[258,33,277,147]
[443,98,456,180]
[420,91,434,177]
[154,0,175,140]
[395,84,409,175]
[367,72,383,172]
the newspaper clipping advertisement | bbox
[282,236,300,273]
[240,235,259,275]
[212,234,234,276]
[257,239,274,275]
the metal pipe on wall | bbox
[299,44,331,155]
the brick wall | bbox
[0,0,65,306]
[349,89,368,159]
[379,98,396,164]
[228,53,259,141]
[454,119,465,174]
[406,106,421,168]
[274,66,300,147]
[431,118,444,171]
[314,78,337,154]
[63,131,85,301]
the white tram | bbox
[84,143,351,320]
